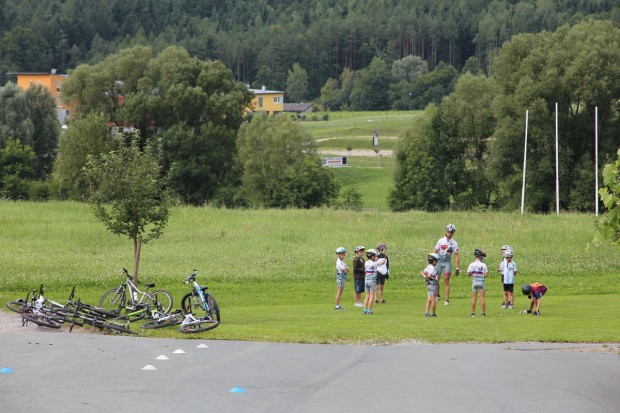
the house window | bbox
[258,96,263,108]
[30,80,34,85]
[274,96,281,103]
[57,81,61,92]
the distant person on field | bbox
[375,242,390,304]
[434,224,460,306]
[335,247,349,310]
[352,246,366,307]
[498,244,512,305]
[467,249,488,317]
[498,249,517,309]
[421,253,439,317]
[363,249,386,315]
[521,283,547,316]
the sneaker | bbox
[425,313,431,317]
[354,302,362,307]
[432,313,437,317]
[533,311,540,316]
[374,300,379,304]
[501,304,507,309]
[481,312,486,317]
[470,313,476,318]
[367,311,373,315]
[380,300,386,303]
[444,300,450,306]
[508,304,514,309]
[335,305,345,310]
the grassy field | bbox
[1,201,619,343]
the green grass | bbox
[329,156,395,209]
[301,110,420,141]
[1,201,619,343]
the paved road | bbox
[1,330,618,413]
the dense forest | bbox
[1,0,619,100]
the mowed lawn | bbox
[1,201,619,343]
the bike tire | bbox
[147,290,173,314]
[141,313,183,329]
[22,312,62,329]
[6,300,27,313]
[99,288,126,314]
[181,289,220,322]
[179,319,219,333]
[100,321,137,335]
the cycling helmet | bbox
[366,248,378,258]
[446,224,456,233]
[503,250,513,258]
[354,245,365,252]
[336,247,347,254]
[377,242,387,251]
[501,244,512,251]
[473,248,486,258]
[522,284,532,295]
[428,253,439,263]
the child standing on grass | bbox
[421,253,439,317]
[375,242,390,304]
[335,247,349,310]
[352,246,366,307]
[498,250,517,309]
[467,249,489,317]
[363,249,386,315]
[521,283,547,316]
[498,244,512,306]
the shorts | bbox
[376,273,387,285]
[472,280,485,292]
[365,279,377,293]
[354,278,365,294]
[437,258,451,276]
[336,273,347,289]
[503,283,514,292]
[427,284,438,297]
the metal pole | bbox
[521,110,528,215]
[555,102,560,215]
[595,106,599,216]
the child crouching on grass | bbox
[521,283,547,316]
[421,253,439,317]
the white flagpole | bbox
[595,106,599,216]
[521,110,528,215]
[555,102,560,215]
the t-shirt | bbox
[364,259,378,282]
[499,260,517,284]
[435,237,459,259]
[422,263,438,285]
[531,283,547,298]
[378,253,390,275]
[336,257,349,275]
[353,256,365,279]
[467,261,488,282]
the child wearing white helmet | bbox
[334,247,349,310]
[352,246,366,307]
[498,249,517,309]
[467,249,489,317]
[363,249,386,315]
[434,224,460,306]
[375,242,389,304]
[421,253,440,317]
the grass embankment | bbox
[1,201,618,343]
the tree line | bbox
[1,0,619,103]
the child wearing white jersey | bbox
[421,253,439,317]
[499,250,517,309]
[334,247,349,310]
[467,249,488,317]
[363,249,385,315]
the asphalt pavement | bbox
[1,330,618,413]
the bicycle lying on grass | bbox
[99,268,173,321]
[179,270,220,333]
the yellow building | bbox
[248,86,284,115]
[10,69,73,124]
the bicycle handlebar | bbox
[184,270,198,284]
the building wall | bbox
[15,73,73,124]
[248,87,284,115]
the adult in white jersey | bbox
[434,224,460,306]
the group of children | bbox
[334,243,390,314]
[335,224,548,317]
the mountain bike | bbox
[7,285,79,328]
[140,309,184,329]
[69,298,136,334]
[99,268,173,320]
[179,270,220,333]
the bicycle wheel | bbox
[141,313,183,329]
[100,321,137,335]
[6,300,27,313]
[99,288,126,314]
[146,290,173,315]
[179,319,219,333]
[181,289,220,322]
[22,312,62,329]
